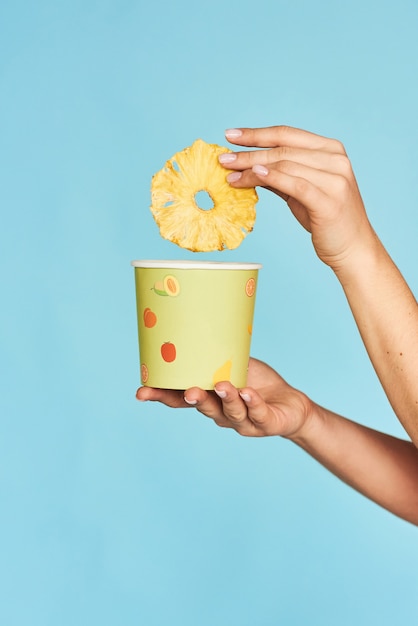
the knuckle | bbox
[226,410,246,423]
[331,138,347,155]
[275,146,293,160]
[277,124,293,138]
[276,158,293,173]
[293,176,311,196]
[333,173,351,196]
[334,153,353,177]
[249,411,267,426]
[214,419,230,429]
[234,424,253,437]
[247,150,261,165]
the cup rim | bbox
[131,259,262,270]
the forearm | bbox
[335,232,418,445]
[291,401,418,525]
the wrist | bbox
[284,391,323,444]
[330,228,386,289]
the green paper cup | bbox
[131,260,262,390]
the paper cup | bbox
[131,260,262,389]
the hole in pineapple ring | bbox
[194,190,215,211]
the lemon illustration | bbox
[213,359,232,386]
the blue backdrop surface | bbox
[1,1,418,624]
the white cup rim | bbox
[131,260,262,270]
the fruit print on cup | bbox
[245,277,256,297]
[143,307,157,328]
[163,275,180,296]
[132,260,261,389]
[213,359,232,386]
[141,363,149,384]
[152,275,180,297]
[161,341,176,363]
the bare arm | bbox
[135,125,418,525]
[337,238,418,444]
[294,402,418,524]
[137,357,418,525]
[221,125,418,446]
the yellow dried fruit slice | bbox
[150,139,258,252]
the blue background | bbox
[1,1,418,624]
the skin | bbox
[137,126,418,525]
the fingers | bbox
[136,386,191,408]
[203,383,279,436]
[224,160,334,213]
[136,385,227,418]
[219,146,352,178]
[183,383,248,429]
[225,125,345,154]
[219,127,354,211]
[235,388,279,433]
[136,382,281,437]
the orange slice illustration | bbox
[141,363,149,384]
[245,278,256,297]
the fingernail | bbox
[227,171,242,183]
[225,128,242,139]
[219,153,237,164]
[214,388,227,399]
[184,397,197,405]
[239,392,251,402]
[252,164,269,176]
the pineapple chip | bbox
[150,139,258,252]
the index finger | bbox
[225,125,345,154]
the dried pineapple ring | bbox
[150,139,258,252]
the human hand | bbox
[136,357,312,439]
[219,126,378,275]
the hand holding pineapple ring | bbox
[219,125,376,274]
